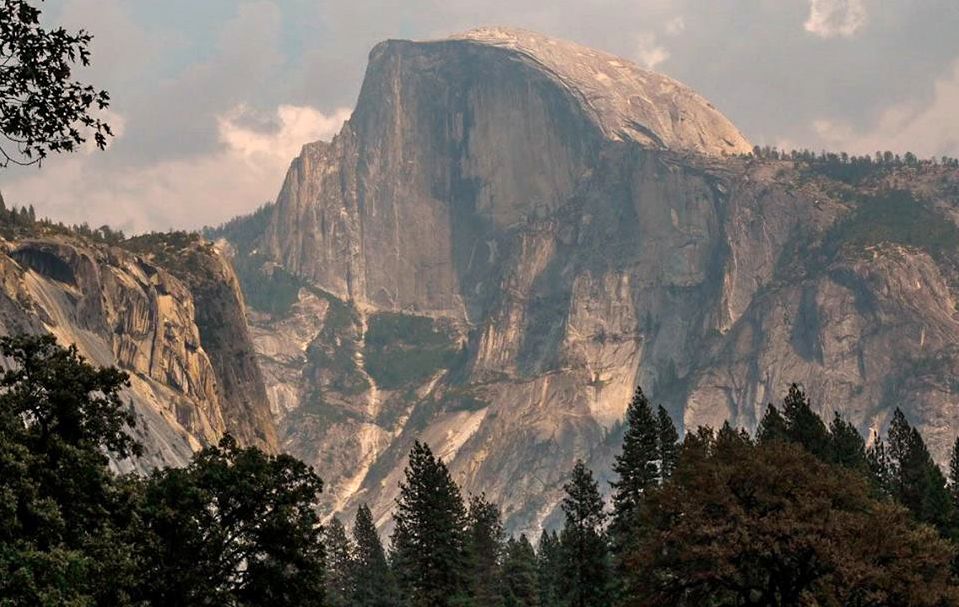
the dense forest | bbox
[3,334,959,606]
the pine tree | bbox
[829,412,867,472]
[866,431,891,497]
[609,387,658,559]
[949,437,959,509]
[886,409,954,533]
[390,440,469,607]
[351,504,398,607]
[324,517,355,607]
[536,530,561,607]
[714,421,753,461]
[559,460,612,607]
[656,405,679,482]
[781,384,831,459]
[756,404,788,444]
[502,534,539,607]
[465,493,505,606]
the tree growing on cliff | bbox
[0,0,113,167]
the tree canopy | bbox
[0,0,113,167]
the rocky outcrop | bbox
[0,232,277,468]
[228,29,959,535]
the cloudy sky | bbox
[2,0,958,233]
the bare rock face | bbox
[450,27,752,155]
[263,27,750,316]
[0,233,277,468]
[224,29,959,535]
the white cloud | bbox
[218,105,351,164]
[804,0,867,38]
[635,32,670,69]
[811,58,959,157]
[664,16,685,36]
[1,105,351,233]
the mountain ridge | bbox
[212,30,959,535]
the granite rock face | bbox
[226,29,959,534]
[0,233,277,469]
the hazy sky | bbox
[2,0,958,233]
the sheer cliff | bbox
[0,229,277,468]
[139,28,959,535]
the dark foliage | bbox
[559,460,612,607]
[0,0,113,166]
[626,438,959,606]
[390,440,470,606]
[352,503,399,607]
[135,435,326,606]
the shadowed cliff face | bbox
[0,233,277,468]
[229,29,959,535]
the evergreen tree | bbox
[466,493,505,606]
[324,517,355,607]
[829,412,868,472]
[949,437,959,509]
[536,530,562,607]
[886,409,954,533]
[756,404,788,444]
[655,405,679,482]
[713,421,753,462]
[390,440,469,607]
[609,387,658,559]
[781,384,831,459]
[866,431,891,497]
[502,534,539,607]
[559,460,612,607]
[352,504,397,607]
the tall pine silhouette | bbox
[559,460,612,607]
[324,517,355,607]
[781,383,831,459]
[351,504,397,607]
[609,387,658,556]
[502,534,540,606]
[886,409,954,534]
[536,530,562,607]
[390,441,469,606]
[465,493,505,606]
[656,405,679,481]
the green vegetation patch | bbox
[232,253,303,317]
[825,190,959,261]
[364,312,463,390]
[304,296,369,396]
